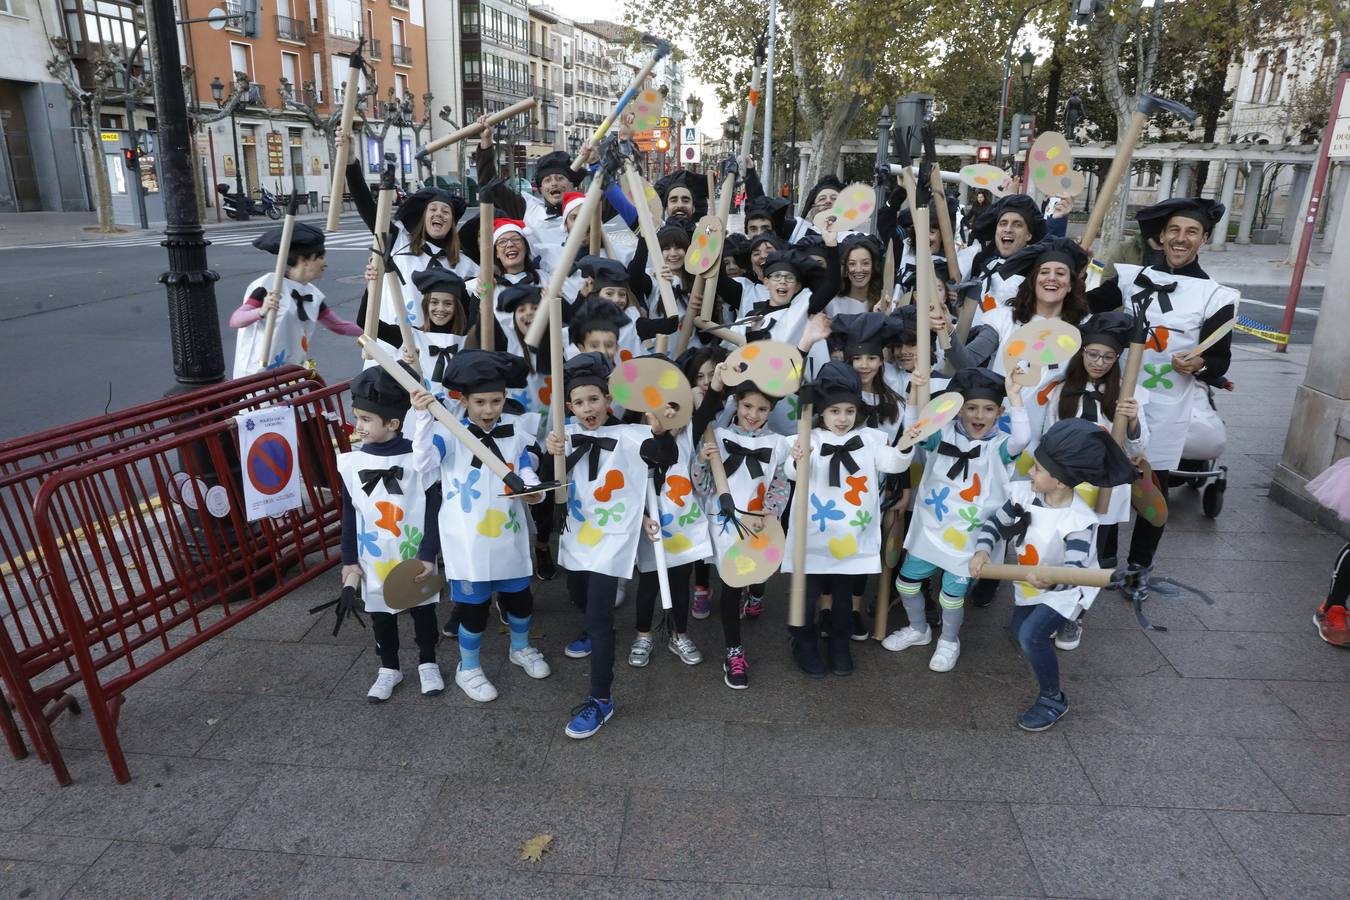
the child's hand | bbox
[889,487,912,512]
[400,344,418,367]
[1005,369,1024,406]
[968,550,990,578]
[409,388,435,411]
[700,441,718,461]
[904,424,924,443]
[790,438,805,461]
[643,516,660,542]
[341,563,362,584]
[910,371,929,390]
[658,263,674,284]
[545,432,566,456]
[1026,571,1053,590]
[260,291,280,314]
[799,312,832,350]
[744,514,765,534]
[1117,397,1139,423]
[414,560,436,582]
[821,223,839,246]
[477,113,493,149]
[711,362,726,392]
[364,256,379,283]
[334,126,353,155]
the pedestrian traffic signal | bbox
[122,147,139,170]
[976,145,993,163]
[655,130,669,151]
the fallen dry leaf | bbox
[518,832,554,863]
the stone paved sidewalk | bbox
[2,342,1348,899]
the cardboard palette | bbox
[608,357,694,430]
[895,391,963,451]
[619,172,663,226]
[959,164,1013,197]
[1028,132,1085,198]
[382,558,446,610]
[1002,319,1082,388]
[718,514,787,587]
[721,340,804,399]
[631,89,664,131]
[827,183,875,231]
[685,215,725,276]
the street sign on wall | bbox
[1328,81,1350,158]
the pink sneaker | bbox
[740,591,764,620]
[691,585,711,619]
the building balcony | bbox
[533,85,555,104]
[390,0,409,9]
[562,55,573,69]
[530,128,556,144]
[563,82,574,96]
[327,16,358,40]
[367,38,383,59]
[275,13,306,42]
[392,44,413,66]
[529,40,556,60]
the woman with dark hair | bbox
[961,189,992,244]
[829,234,889,316]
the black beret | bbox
[441,348,528,394]
[833,312,906,358]
[563,350,614,394]
[744,194,791,230]
[350,365,411,421]
[534,150,582,187]
[799,174,846,218]
[253,221,325,256]
[568,296,628,341]
[723,232,752,267]
[496,283,542,313]
[997,236,1090,281]
[1078,311,1137,353]
[748,232,787,256]
[971,194,1046,247]
[411,266,467,298]
[395,187,466,233]
[813,360,864,410]
[1035,418,1138,488]
[657,218,694,246]
[577,256,629,290]
[947,367,1006,404]
[1136,197,1225,242]
[762,249,807,278]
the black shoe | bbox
[535,544,558,580]
[850,610,868,642]
[789,627,827,678]
[817,608,832,639]
[829,634,854,676]
[969,578,998,608]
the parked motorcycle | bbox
[216,184,283,220]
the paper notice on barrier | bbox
[236,406,304,521]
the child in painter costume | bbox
[544,352,654,739]
[335,366,442,701]
[230,222,361,378]
[970,418,1136,731]
[882,367,1030,673]
[409,350,551,703]
[784,362,914,677]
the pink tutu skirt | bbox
[1307,456,1350,522]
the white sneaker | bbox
[928,638,961,672]
[509,646,551,679]
[367,667,403,702]
[881,625,932,652]
[418,662,445,696]
[455,664,498,702]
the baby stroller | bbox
[1170,379,1231,518]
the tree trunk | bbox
[802,91,864,191]
[1042,16,1070,129]
[85,118,115,232]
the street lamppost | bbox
[685,95,703,125]
[385,92,413,190]
[210,75,247,209]
[723,114,740,160]
[568,133,580,157]
[1019,50,1035,117]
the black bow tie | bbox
[427,343,459,385]
[292,290,315,321]
[357,466,403,495]
[1068,387,1103,423]
[820,435,864,487]
[936,440,983,481]
[466,422,514,468]
[1134,271,1177,315]
[567,433,618,481]
[722,440,773,479]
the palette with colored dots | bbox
[825,183,875,232]
[631,90,664,131]
[721,340,804,399]
[1028,132,1085,198]
[719,515,787,587]
[684,215,725,276]
[619,172,663,225]
[895,391,963,451]
[382,558,447,610]
[607,357,694,430]
[1131,458,1169,527]
[1002,319,1082,388]
[958,164,1013,198]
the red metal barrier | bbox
[30,378,351,783]
[0,367,337,779]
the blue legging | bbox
[1010,603,1070,698]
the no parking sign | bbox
[236,407,304,520]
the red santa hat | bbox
[562,191,586,221]
[492,218,528,243]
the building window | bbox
[1250,52,1268,103]
[327,0,358,38]
[1267,49,1287,103]
[395,72,408,99]
[230,41,253,79]
[392,17,404,46]
[281,52,300,91]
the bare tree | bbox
[46,37,120,233]
[280,59,379,168]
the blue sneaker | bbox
[564,633,592,659]
[564,695,614,739]
[1017,692,1069,732]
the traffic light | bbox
[1070,0,1108,25]
[1009,114,1034,157]
[122,147,139,170]
[241,0,259,36]
[976,145,993,164]
[889,92,934,163]
[655,130,668,151]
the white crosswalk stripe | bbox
[6,224,377,252]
